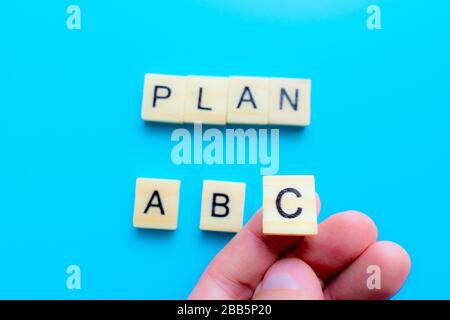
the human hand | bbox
[189,196,411,300]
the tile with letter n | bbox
[141,74,186,123]
[227,76,269,125]
[133,178,181,230]
[269,78,311,126]
[184,76,228,125]
[200,180,246,233]
[263,175,317,236]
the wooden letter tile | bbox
[133,178,181,230]
[184,76,228,125]
[268,78,311,126]
[141,74,186,123]
[263,175,317,236]
[200,180,246,233]
[227,76,269,124]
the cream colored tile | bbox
[200,180,246,233]
[269,78,311,126]
[141,74,186,123]
[263,175,317,236]
[133,178,181,230]
[184,76,228,125]
[227,76,269,124]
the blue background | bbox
[0,1,449,299]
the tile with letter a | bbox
[200,180,246,233]
[268,78,311,126]
[133,178,181,230]
[141,74,186,123]
[263,175,317,236]
[184,76,228,125]
[227,76,269,124]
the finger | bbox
[252,257,324,300]
[324,241,411,300]
[189,195,321,300]
[292,210,378,280]
[189,211,300,300]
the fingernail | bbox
[261,272,306,291]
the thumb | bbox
[252,258,324,300]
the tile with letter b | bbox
[200,180,246,233]
[263,175,317,236]
[133,178,181,230]
[184,76,228,125]
[141,74,186,123]
[227,76,269,124]
[269,78,311,126]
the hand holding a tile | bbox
[189,197,411,300]
[137,73,411,300]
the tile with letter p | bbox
[141,74,186,123]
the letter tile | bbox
[184,76,228,125]
[200,180,246,232]
[263,175,317,235]
[141,74,186,123]
[227,76,269,124]
[133,178,181,230]
[268,78,311,126]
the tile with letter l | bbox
[184,76,228,125]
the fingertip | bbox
[315,193,321,216]
[245,209,263,232]
[323,240,411,300]
[332,210,378,241]
[364,241,411,299]
[294,210,379,280]
[252,258,324,300]
[372,240,412,281]
[373,241,411,295]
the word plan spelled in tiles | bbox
[141,74,186,123]
[200,180,246,233]
[141,74,311,126]
[263,175,317,236]
[133,178,181,230]
[184,76,228,125]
